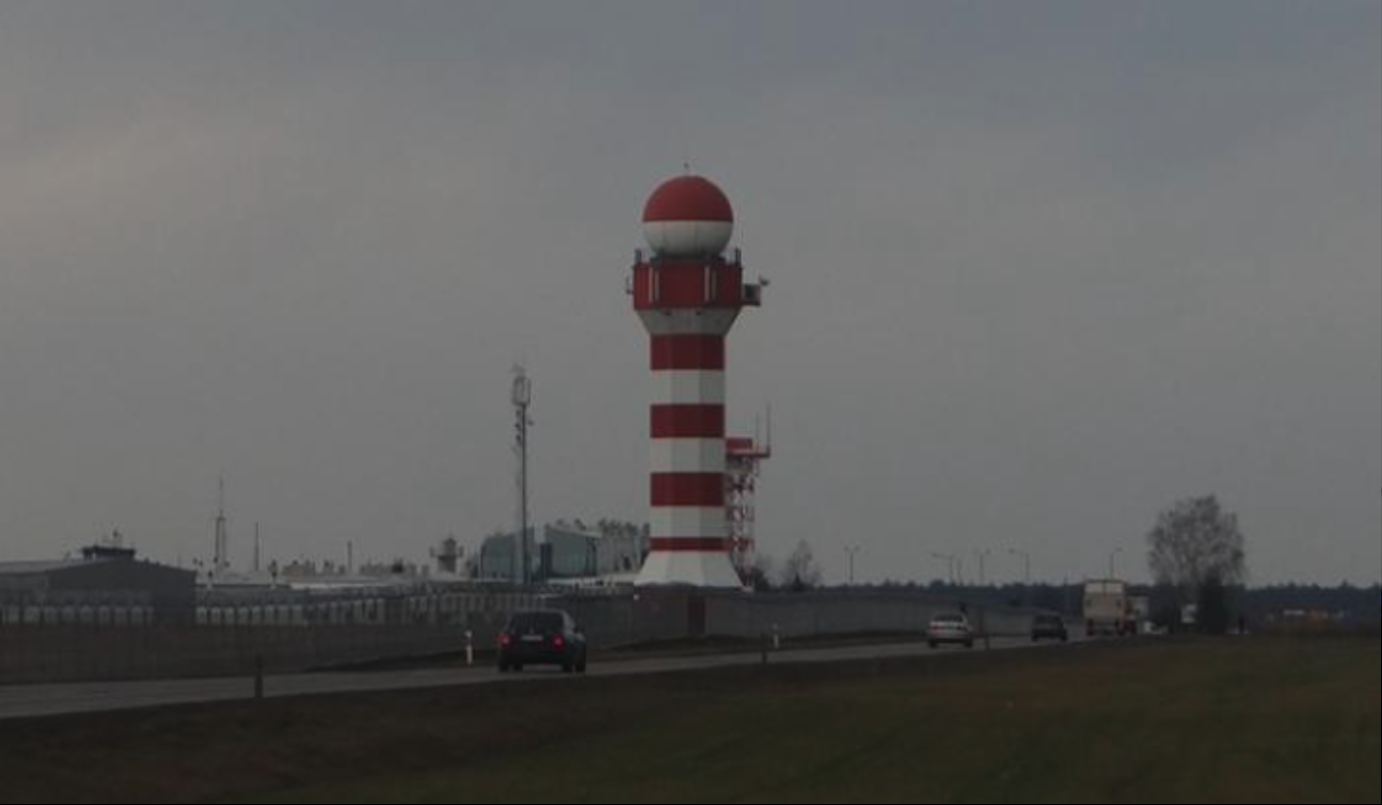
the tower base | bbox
[635,550,744,589]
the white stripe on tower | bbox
[652,370,726,408]
[643,221,734,257]
[650,439,726,475]
[649,507,727,540]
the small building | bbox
[543,522,648,581]
[471,529,540,582]
[466,522,650,584]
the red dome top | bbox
[642,175,734,223]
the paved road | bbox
[0,636,1064,721]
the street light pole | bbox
[1009,548,1032,586]
[931,552,957,585]
[844,546,862,587]
[1109,546,1124,580]
[1009,547,1032,606]
[974,548,992,586]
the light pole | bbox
[931,552,957,585]
[1009,548,1032,586]
[844,545,862,587]
[1009,547,1032,606]
[1109,546,1124,580]
[973,548,992,586]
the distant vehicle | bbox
[1031,614,1070,643]
[1084,580,1137,637]
[1128,595,1151,634]
[497,610,588,674]
[927,612,975,649]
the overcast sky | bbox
[1,1,1378,585]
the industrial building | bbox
[468,521,649,584]
[470,529,539,581]
[0,539,196,625]
[543,521,648,582]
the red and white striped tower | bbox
[632,175,763,588]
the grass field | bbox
[3,638,1377,804]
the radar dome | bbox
[642,175,734,258]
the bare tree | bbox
[1147,495,1247,632]
[744,552,777,593]
[781,540,823,592]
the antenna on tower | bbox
[212,475,230,581]
[753,405,774,457]
[766,403,774,456]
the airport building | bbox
[0,538,196,626]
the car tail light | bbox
[553,636,566,650]
[499,634,512,648]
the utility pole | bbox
[512,366,533,587]
[1010,547,1032,606]
[1009,548,1032,585]
[844,545,862,587]
[974,548,992,586]
[931,552,957,585]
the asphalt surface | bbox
[0,636,1068,721]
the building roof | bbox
[0,559,101,576]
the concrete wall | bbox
[0,624,469,683]
[700,591,1036,642]
[552,589,697,648]
[0,587,1046,685]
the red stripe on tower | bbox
[651,473,727,507]
[651,405,725,439]
[650,538,733,553]
[651,335,726,371]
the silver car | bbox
[927,612,975,649]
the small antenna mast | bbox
[213,475,230,579]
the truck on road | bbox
[1084,579,1138,637]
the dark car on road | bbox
[498,610,588,674]
[1031,614,1070,643]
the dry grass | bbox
[1,638,1376,804]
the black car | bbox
[498,610,588,674]
[1031,614,1070,643]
